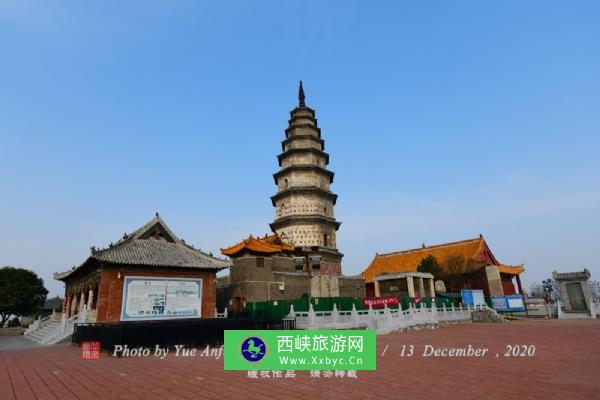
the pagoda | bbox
[270,81,343,276]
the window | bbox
[323,234,328,247]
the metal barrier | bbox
[72,317,295,352]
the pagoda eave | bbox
[277,148,329,166]
[294,245,344,259]
[289,106,315,117]
[281,135,325,151]
[273,165,334,184]
[285,123,321,137]
[270,187,338,206]
[288,115,318,126]
[270,215,342,231]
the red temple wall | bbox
[96,269,217,323]
[365,282,375,298]
[501,275,517,295]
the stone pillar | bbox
[485,266,504,297]
[516,275,524,295]
[418,278,425,297]
[374,280,381,297]
[310,276,321,298]
[319,276,330,297]
[79,290,86,312]
[428,279,436,297]
[407,276,415,298]
[87,288,94,309]
[70,294,78,316]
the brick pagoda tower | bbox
[270,81,343,276]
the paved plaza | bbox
[1,319,599,400]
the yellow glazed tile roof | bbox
[362,235,523,283]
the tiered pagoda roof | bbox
[362,235,524,283]
[269,81,342,252]
[220,233,294,257]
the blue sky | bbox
[1,1,599,297]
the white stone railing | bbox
[557,301,564,318]
[36,305,87,345]
[24,314,52,335]
[215,308,228,318]
[287,302,480,335]
[589,299,600,318]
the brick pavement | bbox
[1,319,599,400]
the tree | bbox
[438,255,486,291]
[541,278,562,303]
[0,266,48,326]
[417,255,442,278]
[443,255,467,277]
[590,280,600,301]
[528,282,545,298]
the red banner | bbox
[363,296,399,309]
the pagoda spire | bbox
[298,80,306,107]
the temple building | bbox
[362,235,525,298]
[269,81,343,276]
[218,233,363,311]
[54,214,230,323]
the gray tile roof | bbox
[92,238,231,270]
[43,296,64,310]
[54,215,231,281]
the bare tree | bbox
[590,280,600,301]
[528,282,545,298]
[439,255,486,290]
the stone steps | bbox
[28,321,60,342]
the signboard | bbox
[121,276,203,321]
[491,296,507,311]
[506,295,525,311]
[491,295,525,312]
[461,289,486,306]
[363,296,399,309]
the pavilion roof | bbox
[362,235,523,283]
[54,215,231,281]
[221,233,294,257]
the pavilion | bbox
[54,214,230,323]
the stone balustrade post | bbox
[351,304,359,325]
[308,303,315,325]
[331,304,339,323]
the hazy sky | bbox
[1,1,598,297]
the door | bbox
[233,297,245,313]
[566,282,587,311]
